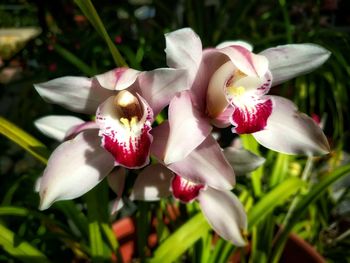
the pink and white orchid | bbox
[35,67,187,168]
[164,28,331,156]
[34,65,188,209]
[34,115,125,211]
[130,120,248,246]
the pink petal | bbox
[38,130,115,210]
[65,121,99,140]
[34,115,85,142]
[130,164,173,201]
[168,135,235,190]
[260,44,331,86]
[206,60,235,118]
[150,121,170,161]
[107,167,126,214]
[171,174,205,203]
[211,105,234,128]
[163,90,212,164]
[96,93,153,169]
[34,77,114,114]
[132,68,189,116]
[216,40,253,51]
[253,96,330,155]
[219,45,268,78]
[191,48,228,112]
[95,67,140,90]
[223,147,265,176]
[230,97,273,134]
[165,28,202,87]
[198,187,247,246]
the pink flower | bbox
[165,28,331,156]
[34,65,188,209]
[129,124,247,246]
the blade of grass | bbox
[85,181,111,262]
[74,0,127,67]
[54,44,96,76]
[150,213,210,263]
[0,117,49,164]
[0,223,50,263]
[241,134,263,197]
[248,177,304,228]
[270,163,350,263]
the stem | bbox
[279,0,293,43]
[282,156,313,226]
[74,0,127,67]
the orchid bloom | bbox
[127,91,264,246]
[165,28,331,156]
[34,115,126,211]
[129,121,248,246]
[34,65,187,209]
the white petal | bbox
[95,68,140,90]
[164,91,212,164]
[65,121,99,140]
[34,77,114,114]
[198,188,247,246]
[219,46,268,78]
[107,167,126,214]
[130,164,173,201]
[133,68,189,116]
[165,28,202,86]
[253,96,330,155]
[216,40,253,51]
[38,130,115,210]
[34,115,85,141]
[168,135,235,190]
[260,44,331,86]
[223,147,265,176]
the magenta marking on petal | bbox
[255,71,272,96]
[232,98,273,134]
[171,175,205,203]
[102,123,152,168]
[114,67,127,82]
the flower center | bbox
[227,85,246,97]
[114,90,143,128]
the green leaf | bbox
[0,206,29,217]
[269,153,291,187]
[54,44,96,76]
[0,117,48,164]
[74,0,127,67]
[0,223,50,263]
[54,201,89,240]
[150,213,210,263]
[240,134,264,197]
[85,183,111,262]
[248,177,304,229]
[270,163,350,263]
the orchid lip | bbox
[96,92,153,169]
[171,174,205,203]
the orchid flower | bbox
[34,115,125,211]
[34,65,187,209]
[129,120,248,246]
[165,28,331,156]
